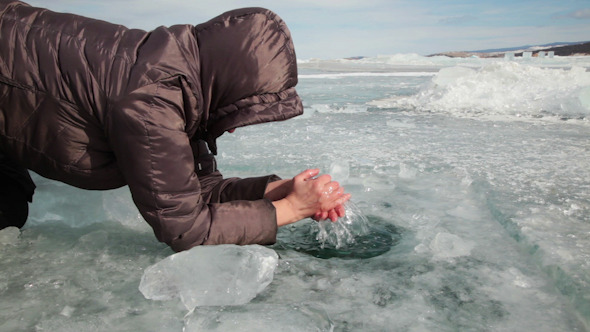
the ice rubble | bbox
[371,62,590,119]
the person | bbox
[0,1,350,251]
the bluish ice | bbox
[1,54,589,331]
[139,245,278,311]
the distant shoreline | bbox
[428,41,590,58]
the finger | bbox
[324,193,350,208]
[295,169,320,183]
[328,209,339,222]
[336,204,346,217]
[337,193,352,206]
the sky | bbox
[23,0,590,59]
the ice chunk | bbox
[506,268,534,288]
[432,66,475,87]
[429,232,475,260]
[0,227,20,246]
[59,305,75,317]
[139,245,278,311]
[446,202,481,220]
[184,304,334,332]
[386,119,416,129]
[399,163,417,179]
[329,160,350,182]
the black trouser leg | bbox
[0,152,35,229]
[0,179,29,229]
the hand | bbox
[272,169,351,226]
[312,204,346,222]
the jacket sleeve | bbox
[198,171,280,202]
[106,77,278,251]
[190,139,282,204]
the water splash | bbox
[315,201,370,249]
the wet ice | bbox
[184,304,334,332]
[0,226,19,246]
[1,54,590,331]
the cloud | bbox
[568,8,590,19]
[437,15,477,25]
[19,0,590,59]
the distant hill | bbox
[429,41,590,58]
[540,41,590,56]
[468,41,589,53]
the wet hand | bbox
[287,169,350,220]
[274,169,351,227]
[312,204,346,222]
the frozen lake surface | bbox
[1,54,589,331]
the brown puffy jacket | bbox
[0,1,303,251]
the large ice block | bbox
[139,244,278,311]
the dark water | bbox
[273,216,403,259]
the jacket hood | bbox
[194,8,303,154]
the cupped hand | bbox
[285,169,351,222]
